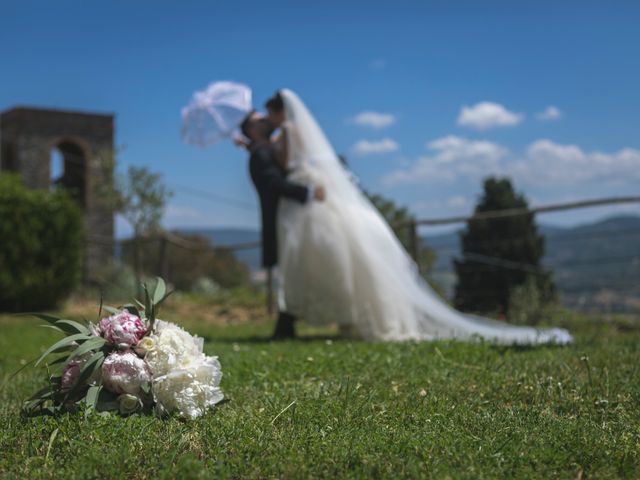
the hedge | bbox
[0,174,84,311]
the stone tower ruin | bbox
[0,106,115,281]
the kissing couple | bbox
[230,89,571,345]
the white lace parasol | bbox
[181,81,253,147]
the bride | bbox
[273,89,571,345]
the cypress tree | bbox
[454,177,555,314]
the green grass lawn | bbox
[0,301,639,479]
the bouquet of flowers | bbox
[23,278,223,419]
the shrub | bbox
[507,275,558,326]
[0,174,84,311]
[120,233,250,291]
[191,277,221,295]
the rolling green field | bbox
[0,298,639,479]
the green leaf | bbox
[55,319,90,335]
[98,293,104,320]
[85,385,102,410]
[39,325,64,334]
[35,333,91,367]
[28,314,88,335]
[154,289,173,310]
[77,351,104,385]
[143,283,151,314]
[67,337,106,362]
[153,277,166,305]
[22,313,61,325]
[64,351,104,402]
[26,385,55,402]
[121,304,141,318]
[101,305,120,315]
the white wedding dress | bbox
[277,89,572,345]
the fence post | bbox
[133,235,142,281]
[158,234,169,279]
[409,221,420,273]
[266,268,274,315]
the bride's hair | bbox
[265,92,284,113]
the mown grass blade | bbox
[45,428,59,463]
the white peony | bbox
[102,350,152,395]
[134,336,156,357]
[146,320,223,419]
[152,358,224,419]
[145,320,205,377]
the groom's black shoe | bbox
[272,312,296,340]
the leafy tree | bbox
[116,166,172,237]
[114,166,172,276]
[453,177,555,315]
[366,192,436,275]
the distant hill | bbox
[181,215,640,312]
[422,215,640,312]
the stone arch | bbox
[49,136,91,207]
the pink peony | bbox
[60,355,102,390]
[97,310,146,347]
[102,350,152,395]
[61,361,81,390]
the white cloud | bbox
[457,102,524,130]
[536,105,563,121]
[384,135,640,188]
[383,135,508,185]
[446,195,469,208]
[352,138,399,156]
[511,139,640,185]
[350,111,397,129]
[411,196,471,219]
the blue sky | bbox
[2,1,639,236]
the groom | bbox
[239,94,325,339]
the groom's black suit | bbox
[249,143,309,269]
[249,143,308,338]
